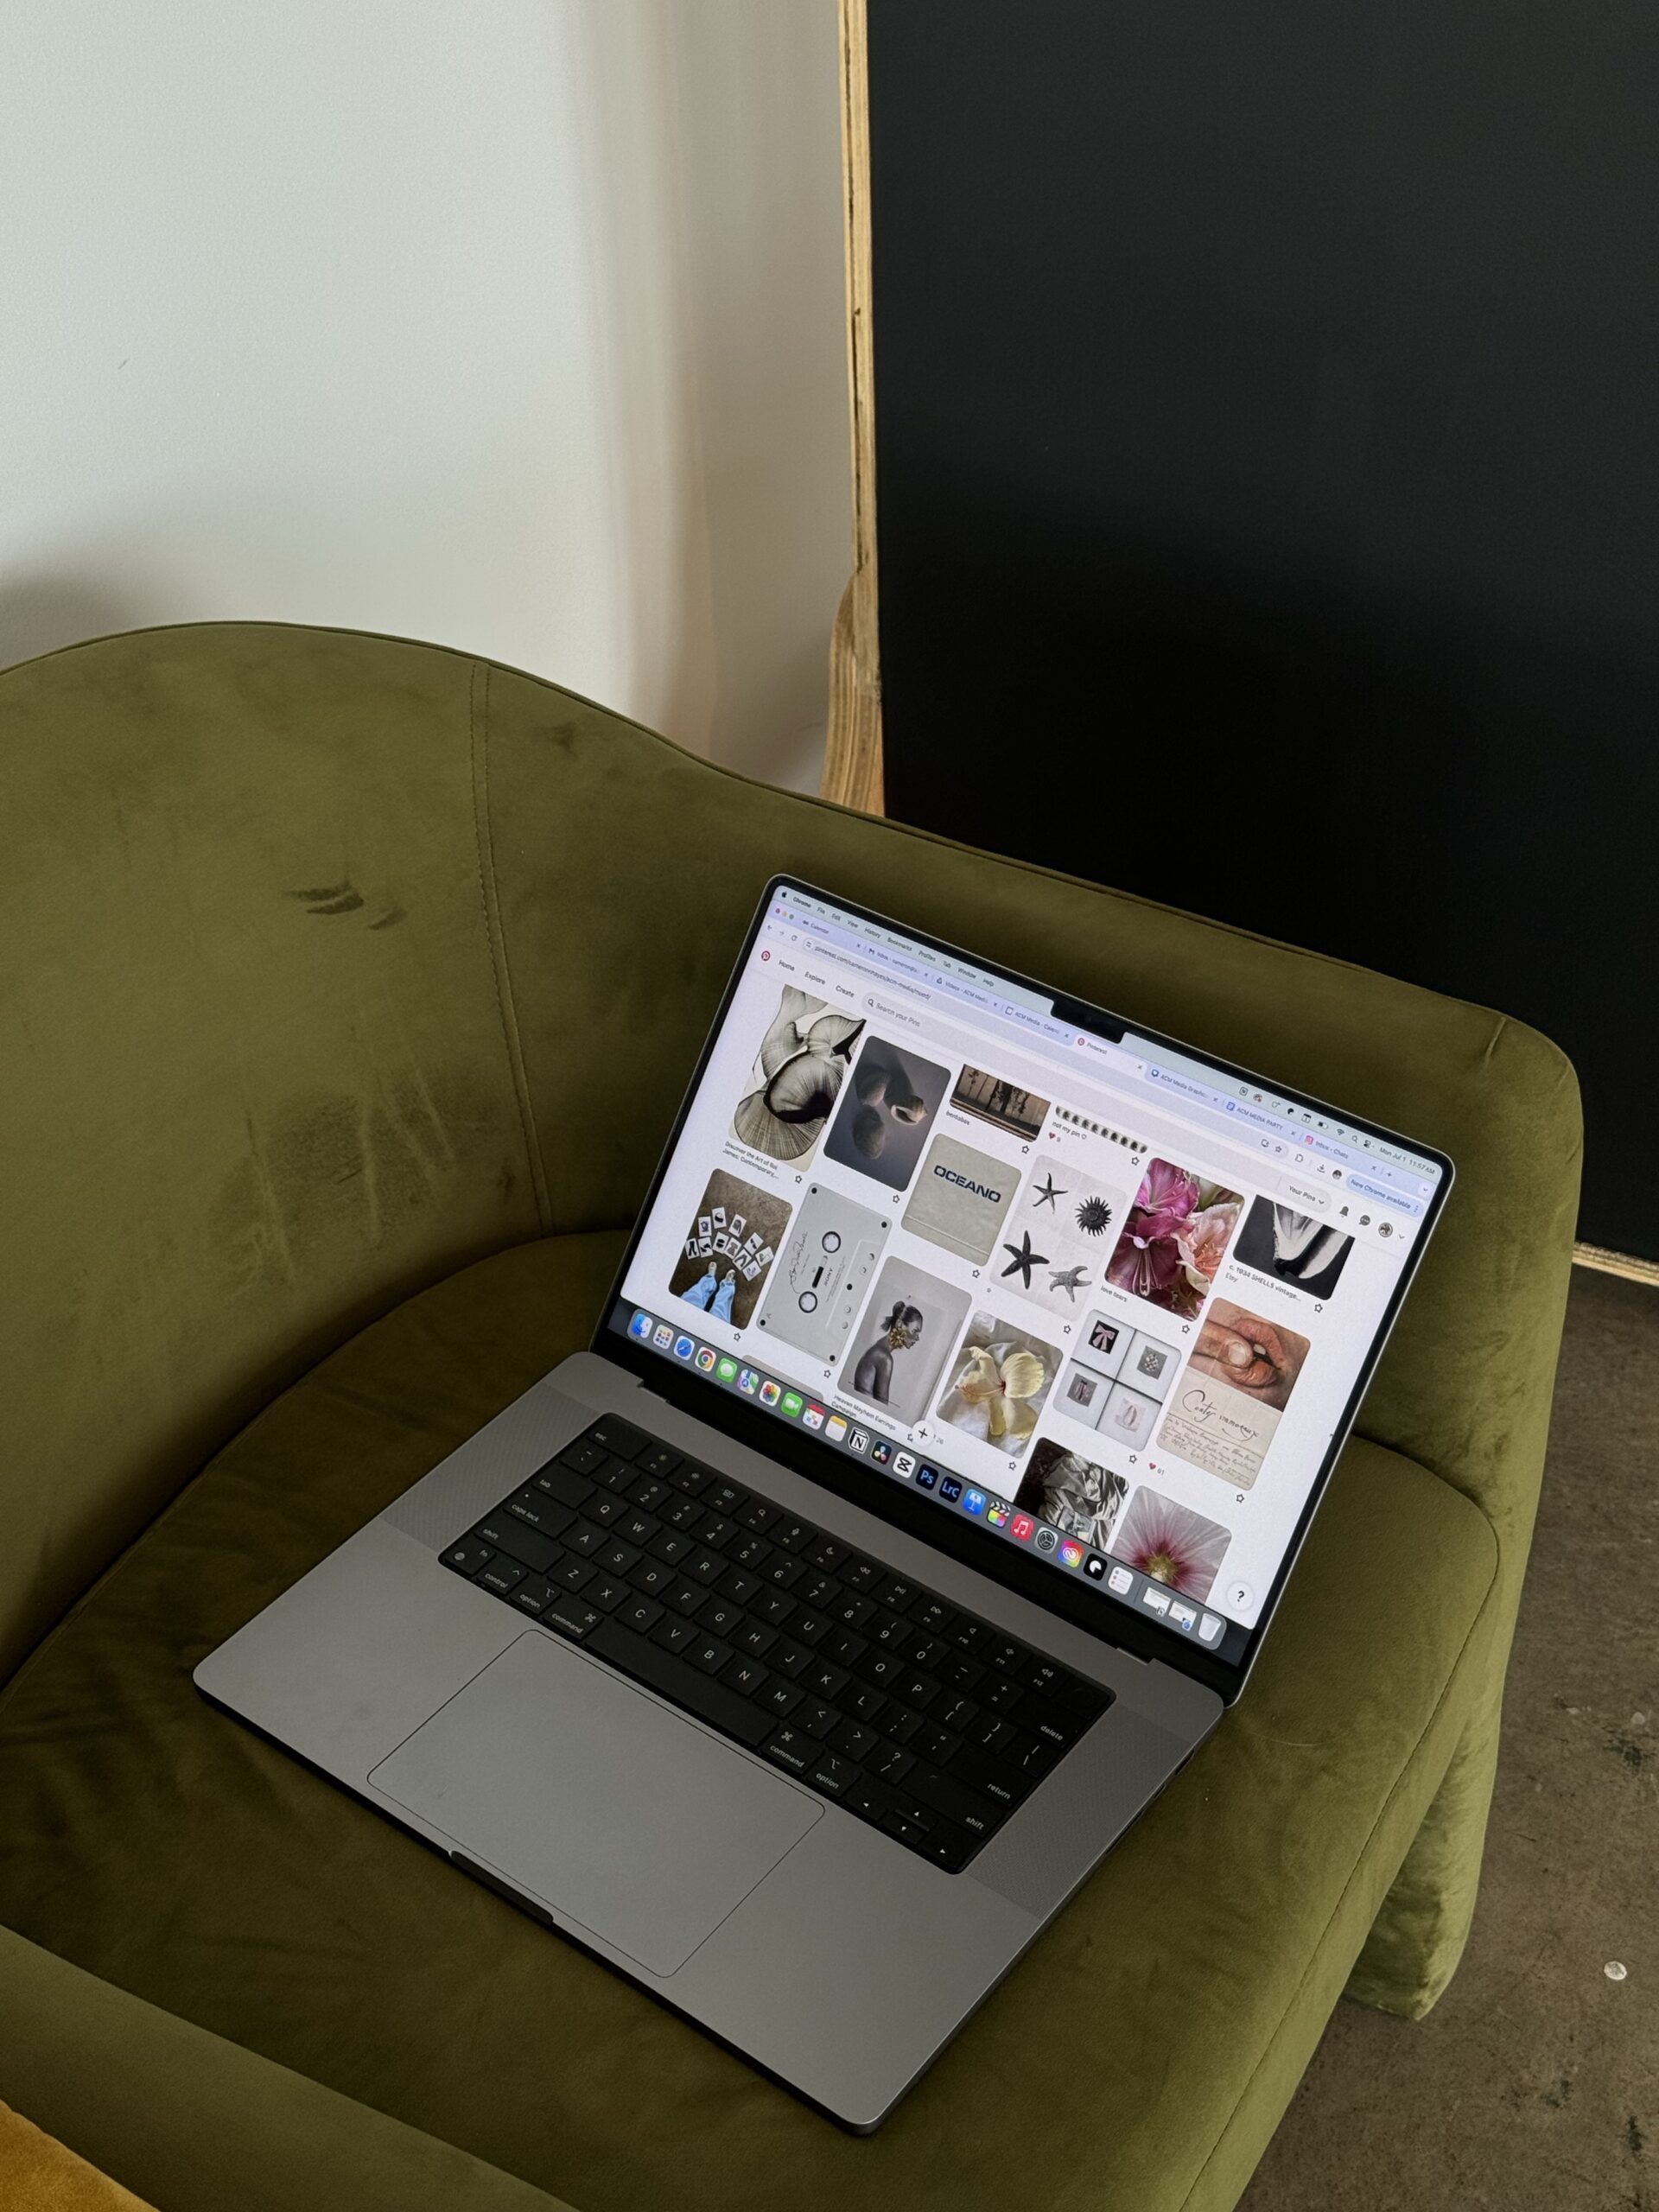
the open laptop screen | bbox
[599,879,1450,1682]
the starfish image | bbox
[1000,1230,1048,1287]
[1033,1172,1066,1210]
[1047,1266,1090,1300]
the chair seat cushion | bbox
[0,1232,1499,2212]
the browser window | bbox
[604,883,1447,1669]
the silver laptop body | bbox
[197,876,1450,2131]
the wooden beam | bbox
[822,0,885,815]
[1573,1240,1659,1289]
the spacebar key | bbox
[587,1618,773,1748]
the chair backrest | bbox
[0,622,1580,1687]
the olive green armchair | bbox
[0,624,1580,2212]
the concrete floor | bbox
[1241,1265,1657,2212]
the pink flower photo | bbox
[1107,1158,1242,1318]
[1114,1486,1231,1602]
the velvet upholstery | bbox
[0,624,1580,2209]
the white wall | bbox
[0,1,850,789]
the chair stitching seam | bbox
[469,659,552,1235]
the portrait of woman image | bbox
[851,1300,924,1404]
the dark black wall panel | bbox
[867,0,1659,1256]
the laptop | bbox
[196,874,1452,2131]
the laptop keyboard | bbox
[438,1413,1112,1874]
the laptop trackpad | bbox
[369,1631,821,1977]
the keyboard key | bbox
[585,1574,629,1612]
[593,1456,637,1493]
[872,1742,916,1785]
[719,1567,762,1606]
[903,1761,1007,1840]
[916,1724,962,1767]
[799,1572,839,1610]
[636,1444,679,1481]
[652,1613,698,1655]
[883,1705,924,1745]
[918,1824,973,1872]
[880,1807,931,1847]
[860,1650,905,1688]
[762,1554,807,1590]
[512,1575,559,1615]
[842,1558,882,1594]
[950,1745,1033,1808]
[805,1659,849,1702]
[948,1619,989,1655]
[705,1480,746,1516]
[505,1487,574,1538]
[807,1537,847,1573]
[587,1415,650,1461]
[986,1640,1027,1675]
[830,1719,878,1763]
[617,1510,660,1548]
[868,1611,912,1649]
[553,1555,596,1593]
[696,1516,738,1552]
[1056,1676,1112,1720]
[669,1460,712,1497]
[543,1598,600,1641]
[849,1686,887,1726]
[790,1611,833,1647]
[941,1653,984,1691]
[906,1633,945,1671]
[686,1548,726,1586]
[596,1538,640,1576]
[844,1775,893,1824]
[872,1574,919,1611]
[689,1635,733,1675]
[895,1671,939,1712]
[823,1627,868,1669]
[648,1529,694,1565]
[442,1538,493,1576]
[666,1579,706,1615]
[536,1463,596,1509]
[620,1596,664,1636]
[772,1519,815,1554]
[588,1493,627,1527]
[754,1587,798,1624]
[737,1497,779,1532]
[629,1559,676,1598]
[1019,1695,1080,1746]
[1024,1657,1065,1698]
[661,1494,703,1532]
[566,1521,607,1557]
[628,1474,671,1511]
[730,1534,772,1570]
[982,1674,1025,1714]
[736,1620,778,1658]
[720,1656,769,1698]
[556,1438,607,1477]
[807,1751,858,1798]
[758,1680,803,1720]
[474,1516,561,1576]
[910,1596,955,1634]
[762,1726,814,1775]
[476,1558,525,1596]
[586,1618,771,1747]
[937,1694,979,1735]
[970,1714,1015,1756]
[797,1700,840,1740]
[698,1598,743,1638]
[772,1641,814,1679]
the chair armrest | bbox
[0,1924,575,2212]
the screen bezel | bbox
[590,873,1453,1704]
